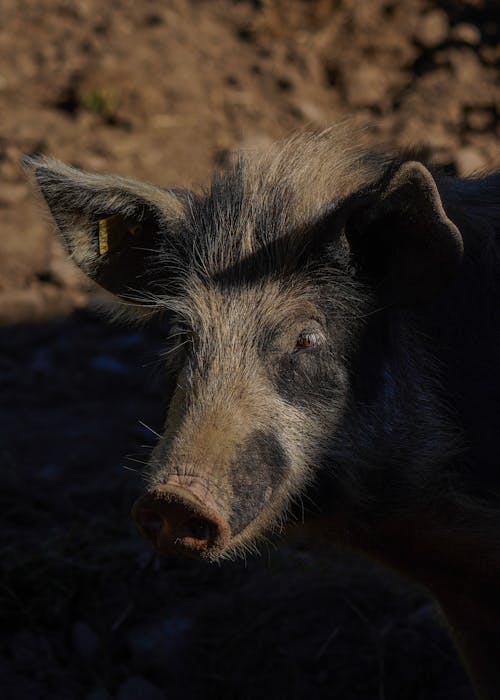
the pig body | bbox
[24,127,499,699]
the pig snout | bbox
[132,483,230,558]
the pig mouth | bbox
[132,481,231,560]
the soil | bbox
[0,1,498,698]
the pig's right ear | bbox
[330,162,463,306]
[23,156,187,307]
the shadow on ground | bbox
[0,310,472,700]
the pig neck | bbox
[414,179,500,502]
[325,291,500,579]
[338,175,500,519]
[436,172,500,479]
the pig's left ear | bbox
[23,156,187,307]
[344,161,463,305]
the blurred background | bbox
[0,1,498,699]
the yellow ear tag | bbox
[98,214,143,256]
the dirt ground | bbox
[0,1,498,698]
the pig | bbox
[23,126,499,699]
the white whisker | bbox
[138,420,162,439]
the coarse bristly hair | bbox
[23,125,499,527]
[24,124,500,698]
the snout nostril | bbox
[185,516,215,544]
[132,490,229,557]
[136,508,164,541]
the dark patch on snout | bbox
[229,430,290,533]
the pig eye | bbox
[294,330,322,352]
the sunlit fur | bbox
[25,125,500,700]
[147,280,335,561]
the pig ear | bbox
[343,161,464,305]
[23,156,186,306]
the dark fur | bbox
[24,127,500,699]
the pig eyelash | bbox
[294,329,323,352]
[160,337,190,358]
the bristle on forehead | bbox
[145,126,390,320]
[183,126,387,279]
[241,125,381,217]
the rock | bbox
[86,691,112,700]
[38,463,62,481]
[0,285,87,325]
[408,603,437,625]
[126,616,192,671]
[454,146,487,176]
[450,22,481,46]
[48,255,85,290]
[72,621,100,662]
[10,630,43,673]
[0,183,28,206]
[0,661,40,700]
[117,676,165,700]
[109,333,145,348]
[0,212,52,290]
[31,347,52,373]
[344,65,389,108]
[90,355,129,374]
[236,132,274,152]
[465,107,495,132]
[448,49,484,86]
[291,100,327,125]
[414,10,449,48]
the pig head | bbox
[23,129,463,562]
